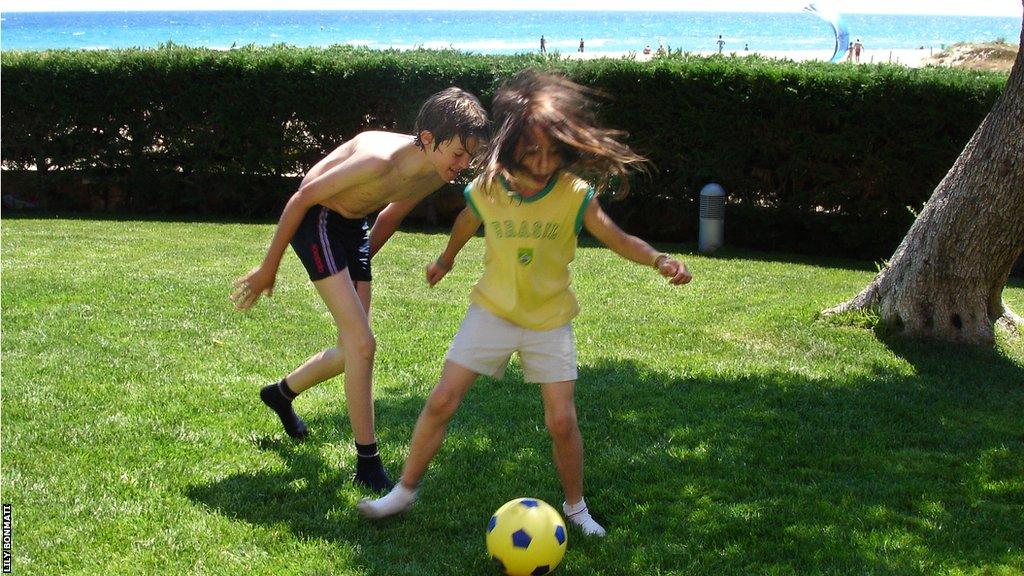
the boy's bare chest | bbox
[323,172,441,217]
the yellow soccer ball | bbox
[486,498,568,576]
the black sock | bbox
[356,441,379,457]
[354,442,394,493]
[278,379,297,400]
[260,379,308,439]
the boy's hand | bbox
[425,256,452,287]
[657,256,692,285]
[231,266,276,310]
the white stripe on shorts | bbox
[317,207,339,276]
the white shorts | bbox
[446,304,578,384]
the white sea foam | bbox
[358,37,616,53]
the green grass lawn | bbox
[2,217,1022,576]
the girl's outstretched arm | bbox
[582,198,692,285]
[425,206,483,286]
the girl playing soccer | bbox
[357,70,691,535]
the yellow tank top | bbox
[464,171,595,331]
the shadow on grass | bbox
[187,351,1024,576]
[879,330,1024,373]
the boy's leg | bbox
[260,279,370,440]
[539,380,605,536]
[357,360,479,518]
[283,280,370,392]
[312,275,376,442]
[310,274,393,491]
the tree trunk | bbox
[823,10,1024,346]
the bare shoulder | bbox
[346,131,416,165]
[311,131,413,180]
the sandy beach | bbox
[559,47,936,67]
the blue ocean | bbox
[0,10,1018,54]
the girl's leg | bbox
[401,361,479,487]
[539,380,583,504]
[357,360,479,518]
[539,380,606,536]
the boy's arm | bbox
[231,156,388,310]
[368,196,423,259]
[582,197,692,285]
[425,206,482,287]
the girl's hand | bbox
[231,265,276,310]
[657,255,692,285]
[425,256,453,287]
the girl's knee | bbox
[424,387,461,421]
[545,409,579,440]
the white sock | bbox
[563,498,606,536]
[357,482,417,519]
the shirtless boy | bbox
[231,88,489,492]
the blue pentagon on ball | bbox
[511,528,532,548]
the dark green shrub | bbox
[1,45,1007,260]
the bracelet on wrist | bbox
[652,252,670,268]
[436,256,452,271]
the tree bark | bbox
[823,10,1024,346]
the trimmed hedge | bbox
[0,45,1008,259]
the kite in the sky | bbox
[804,2,850,63]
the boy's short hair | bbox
[414,87,490,150]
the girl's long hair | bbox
[480,69,648,197]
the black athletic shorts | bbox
[290,205,372,282]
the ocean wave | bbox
[429,39,533,51]
[361,38,616,52]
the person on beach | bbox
[717,34,725,53]
[845,40,854,62]
[231,87,489,493]
[356,70,692,535]
[540,35,546,54]
[853,38,864,63]
[578,38,585,52]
